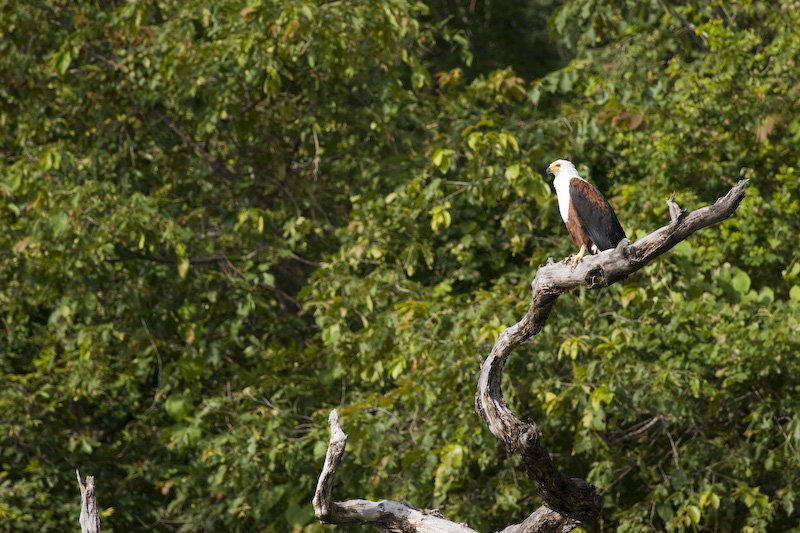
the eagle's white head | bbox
[546,159,585,224]
[546,159,580,180]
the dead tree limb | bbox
[313,180,749,532]
[76,469,101,533]
[475,179,749,523]
[313,410,478,533]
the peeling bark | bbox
[313,180,749,532]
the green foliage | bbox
[1,1,800,532]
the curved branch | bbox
[313,412,582,533]
[312,180,749,532]
[475,179,749,521]
[313,410,478,533]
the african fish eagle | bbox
[546,159,626,267]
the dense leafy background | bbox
[1,1,799,531]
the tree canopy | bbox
[1,1,799,531]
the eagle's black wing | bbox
[569,179,626,251]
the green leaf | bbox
[429,202,452,230]
[686,504,701,524]
[590,385,614,410]
[710,493,720,510]
[731,269,751,294]
[432,148,452,172]
[165,394,193,421]
[177,258,190,279]
[284,497,311,529]
[57,50,72,75]
[529,174,551,205]
[790,285,800,302]
[505,163,520,181]
[177,353,205,381]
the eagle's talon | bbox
[569,244,587,270]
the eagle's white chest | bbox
[553,173,585,223]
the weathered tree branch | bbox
[474,179,749,523]
[313,180,749,532]
[313,410,478,533]
[77,469,101,533]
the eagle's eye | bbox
[553,164,561,171]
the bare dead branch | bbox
[496,507,579,533]
[76,469,101,533]
[475,179,749,522]
[313,180,749,532]
[313,410,478,533]
[313,409,578,533]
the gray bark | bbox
[77,469,101,533]
[314,180,749,532]
[313,410,479,532]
